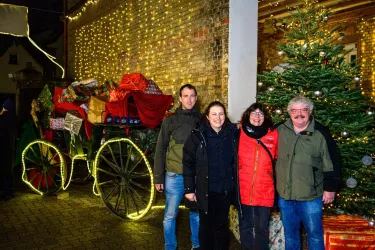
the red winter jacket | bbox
[238,128,278,207]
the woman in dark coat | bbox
[0,98,16,200]
[183,101,238,250]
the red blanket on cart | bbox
[105,92,173,128]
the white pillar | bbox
[228,0,258,122]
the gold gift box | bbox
[87,96,107,124]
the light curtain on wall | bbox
[0,3,64,78]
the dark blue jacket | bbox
[183,121,239,213]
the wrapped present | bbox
[103,80,117,93]
[80,103,89,114]
[71,78,98,87]
[95,80,118,98]
[64,110,84,135]
[109,89,129,102]
[118,73,148,92]
[62,85,77,103]
[323,215,375,249]
[37,85,54,111]
[49,118,65,130]
[37,85,54,129]
[74,84,96,102]
[144,80,163,95]
[88,96,107,124]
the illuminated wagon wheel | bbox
[93,138,155,220]
[22,140,67,195]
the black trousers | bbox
[199,191,232,250]
[239,204,271,250]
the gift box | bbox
[62,85,78,103]
[74,85,92,102]
[229,207,375,249]
[109,88,129,102]
[144,80,163,95]
[37,85,54,129]
[87,96,107,124]
[118,73,148,92]
[37,85,54,111]
[95,80,118,99]
[49,118,65,130]
[64,110,84,135]
[323,215,375,249]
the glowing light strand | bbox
[21,140,66,195]
[93,138,154,220]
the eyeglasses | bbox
[290,108,309,114]
[250,111,264,116]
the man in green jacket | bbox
[276,96,340,250]
[154,84,201,250]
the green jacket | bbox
[276,116,340,201]
[153,106,201,184]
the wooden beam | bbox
[328,3,375,23]
[259,0,289,9]
[258,0,374,23]
[66,0,86,15]
[259,0,300,16]
[259,0,302,20]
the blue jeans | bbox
[278,196,324,250]
[163,171,200,250]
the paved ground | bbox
[0,177,241,250]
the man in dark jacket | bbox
[154,84,201,250]
[276,96,340,250]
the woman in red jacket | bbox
[238,103,278,250]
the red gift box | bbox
[118,73,148,92]
[323,215,375,249]
[50,118,65,130]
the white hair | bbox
[287,95,314,112]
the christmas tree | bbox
[257,0,375,217]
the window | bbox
[8,54,18,65]
[342,43,357,66]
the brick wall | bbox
[67,0,229,110]
[258,35,285,72]
[359,15,375,100]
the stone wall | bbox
[66,0,229,110]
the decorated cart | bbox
[20,73,173,220]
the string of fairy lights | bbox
[359,17,375,101]
[68,0,214,97]
[67,0,375,100]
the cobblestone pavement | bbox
[0,180,241,250]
